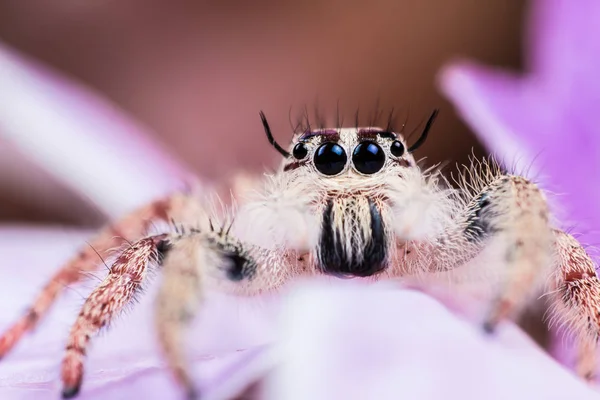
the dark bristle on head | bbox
[287,105,296,132]
[260,111,291,158]
[407,109,440,153]
[369,97,382,128]
[314,101,325,129]
[385,108,395,132]
[303,104,312,132]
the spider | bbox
[0,108,598,399]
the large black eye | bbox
[292,143,308,159]
[352,141,385,174]
[390,140,405,157]
[314,142,347,176]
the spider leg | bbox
[154,234,205,400]
[61,234,168,398]
[154,228,289,399]
[59,180,281,398]
[390,165,600,382]
[0,194,186,359]
[547,229,600,382]
[410,174,554,331]
[464,175,554,332]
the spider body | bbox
[1,110,599,399]
[285,126,416,278]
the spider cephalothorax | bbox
[260,110,438,278]
[1,109,599,400]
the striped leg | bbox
[0,195,180,358]
[61,235,167,398]
[548,230,600,382]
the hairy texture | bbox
[317,196,389,277]
[154,223,293,399]
[547,230,600,381]
[0,196,176,359]
[234,173,320,252]
[387,166,458,241]
[451,154,506,201]
[61,235,165,398]
[477,176,553,331]
[2,124,600,398]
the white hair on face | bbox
[386,165,459,241]
[233,172,320,251]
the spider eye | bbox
[352,141,385,174]
[292,143,308,160]
[390,140,405,157]
[314,142,347,176]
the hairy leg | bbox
[399,168,600,380]
[407,174,555,331]
[58,181,282,398]
[53,168,309,398]
[154,227,291,399]
[0,194,191,358]
[61,234,167,398]
[469,175,554,331]
[548,229,600,382]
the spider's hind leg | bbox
[0,194,184,359]
[547,230,600,383]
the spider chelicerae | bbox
[0,109,598,399]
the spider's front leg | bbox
[60,164,313,398]
[419,171,600,382]
[430,175,555,331]
[151,170,319,399]
[466,175,555,331]
[153,226,289,400]
[59,225,285,399]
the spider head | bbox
[259,109,438,186]
[257,110,439,278]
[281,127,414,181]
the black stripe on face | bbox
[318,198,387,277]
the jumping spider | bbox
[0,109,598,399]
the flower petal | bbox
[0,42,193,219]
[529,0,600,103]
[439,0,600,247]
[0,226,278,399]
[263,279,599,400]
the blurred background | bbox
[0,0,526,227]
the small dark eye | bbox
[352,141,385,174]
[292,143,308,159]
[390,140,405,157]
[314,142,347,176]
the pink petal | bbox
[0,226,278,399]
[529,0,600,103]
[263,279,599,400]
[0,42,193,219]
[438,0,600,247]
